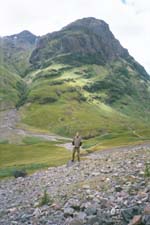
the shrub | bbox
[144,162,150,177]
[50,80,64,86]
[13,169,27,178]
[38,190,52,206]
[39,97,58,104]
[33,70,61,82]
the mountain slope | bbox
[0,17,150,144]
[0,31,36,110]
[0,30,37,76]
[0,66,22,110]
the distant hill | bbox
[0,31,36,110]
[0,30,37,76]
[0,17,150,144]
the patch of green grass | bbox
[0,142,71,178]
[144,162,150,177]
[22,136,46,145]
[22,101,128,137]
[83,130,150,151]
[0,164,48,179]
[0,139,9,144]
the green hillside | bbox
[20,60,150,143]
[0,31,36,109]
[1,17,150,145]
[0,66,22,110]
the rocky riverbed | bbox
[0,144,150,225]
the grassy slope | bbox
[21,62,150,142]
[0,140,71,178]
[0,66,22,110]
[0,35,35,76]
[0,36,34,109]
[1,61,150,179]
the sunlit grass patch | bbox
[83,130,150,152]
[22,136,47,145]
[0,142,71,178]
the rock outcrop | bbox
[30,17,130,67]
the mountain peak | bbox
[30,17,129,67]
[62,17,108,31]
[4,30,37,45]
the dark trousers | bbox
[72,147,80,162]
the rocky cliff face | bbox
[30,17,129,68]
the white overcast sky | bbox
[0,0,150,73]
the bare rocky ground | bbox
[0,143,150,224]
[0,110,150,225]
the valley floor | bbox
[0,144,150,225]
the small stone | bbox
[8,207,17,213]
[137,163,143,168]
[68,218,84,225]
[87,215,99,225]
[115,185,123,192]
[77,212,87,220]
[144,205,150,215]
[81,202,91,210]
[121,207,142,223]
[86,189,91,194]
[33,208,41,217]
[139,171,144,176]
[137,191,148,199]
[82,185,90,189]
[128,215,142,225]
[51,203,61,210]
[106,177,110,182]
[142,215,150,225]
[110,207,116,215]
[99,198,108,209]
[33,202,39,207]
[85,206,97,216]
[70,200,81,210]
[91,172,100,176]
[64,207,74,217]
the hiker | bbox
[72,132,82,162]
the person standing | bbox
[72,132,82,162]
